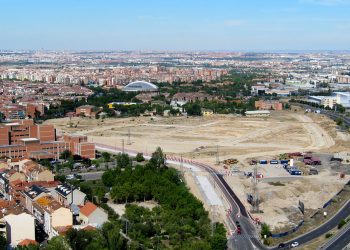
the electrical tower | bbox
[127,128,131,145]
[215,145,220,165]
[252,164,260,213]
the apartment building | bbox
[4,213,36,247]
[33,195,73,239]
[0,119,95,161]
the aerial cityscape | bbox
[1,1,350,250]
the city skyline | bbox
[1,0,350,51]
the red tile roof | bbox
[18,239,38,247]
[83,225,96,231]
[79,202,97,217]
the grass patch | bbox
[268,182,285,186]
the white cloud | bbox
[224,19,246,27]
[299,0,350,5]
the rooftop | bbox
[79,201,97,217]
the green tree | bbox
[60,150,72,160]
[150,147,165,168]
[116,153,130,168]
[0,233,6,250]
[45,236,70,250]
[135,153,145,162]
[185,103,202,116]
[102,152,111,162]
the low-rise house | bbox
[79,202,108,227]
[53,183,86,207]
[4,212,35,248]
[21,160,54,182]
[76,105,102,117]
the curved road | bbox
[94,143,350,250]
[95,143,262,250]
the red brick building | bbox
[0,120,95,161]
[75,105,100,117]
[255,100,283,111]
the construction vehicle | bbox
[223,158,239,165]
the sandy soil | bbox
[46,110,349,230]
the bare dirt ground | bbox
[46,110,349,231]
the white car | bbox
[291,242,299,248]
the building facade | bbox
[0,119,95,160]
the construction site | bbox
[45,109,350,235]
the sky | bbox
[0,0,350,51]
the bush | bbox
[338,219,346,229]
[325,233,333,239]
[261,223,272,238]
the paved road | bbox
[319,218,350,250]
[79,171,104,180]
[293,103,350,127]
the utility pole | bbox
[180,154,184,176]
[215,145,220,165]
[122,139,125,154]
[127,128,131,145]
[252,164,260,213]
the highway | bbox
[269,200,350,250]
[292,103,350,127]
[320,221,350,250]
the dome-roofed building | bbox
[122,81,159,92]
